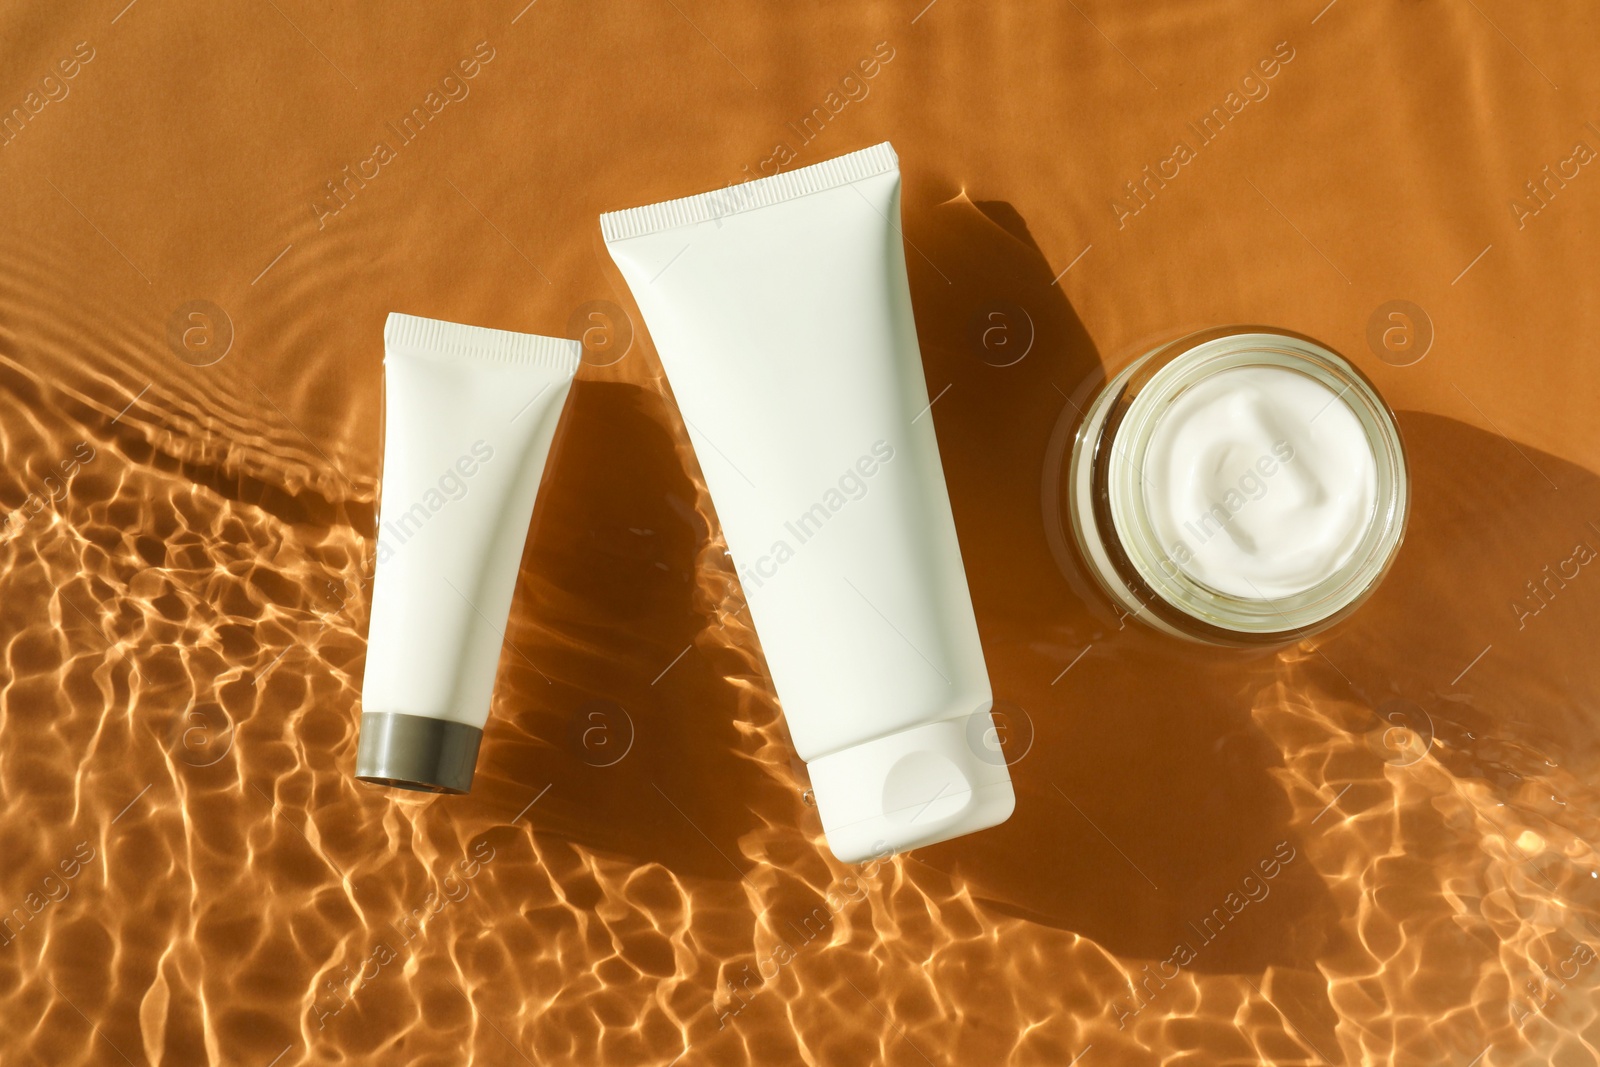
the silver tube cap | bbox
[355,712,483,794]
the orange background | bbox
[2,1,1599,1064]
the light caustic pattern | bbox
[3,336,1598,1067]
[0,184,1597,1066]
[1244,659,1600,1066]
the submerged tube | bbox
[602,142,1013,862]
[356,313,579,793]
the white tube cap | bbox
[806,715,1016,863]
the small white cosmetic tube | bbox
[602,142,1014,862]
[356,313,579,793]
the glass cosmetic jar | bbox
[1068,327,1408,644]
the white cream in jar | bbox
[1069,329,1407,643]
[1141,365,1379,600]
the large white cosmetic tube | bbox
[356,313,579,793]
[602,142,1014,862]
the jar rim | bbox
[1079,327,1408,641]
